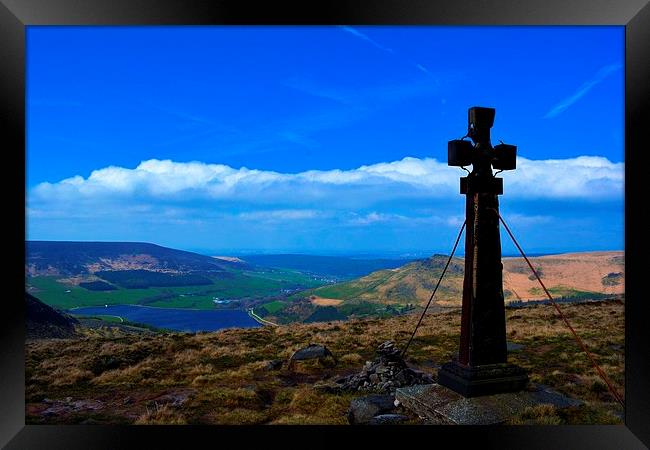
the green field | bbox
[305,269,397,300]
[259,300,287,314]
[27,268,328,311]
[71,314,124,323]
[527,286,608,299]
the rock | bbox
[394,370,407,384]
[288,344,336,369]
[155,392,190,408]
[507,342,525,352]
[264,359,283,371]
[336,341,434,394]
[368,414,409,425]
[290,344,333,361]
[72,400,103,411]
[377,341,401,359]
[348,394,396,424]
[395,383,584,425]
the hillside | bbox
[25,300,624,425]
[26,241,243,277]
[307,251,624,308]
[26,241,331,311]
[26,292,79,340]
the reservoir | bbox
[69,304,261,332]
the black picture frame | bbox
[2,1,648,448]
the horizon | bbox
[26,26,624,254]
[25,238,623,260]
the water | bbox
[69,304,261,333]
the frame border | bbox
[2,1,648,448]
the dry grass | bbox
[25,300,624,425]
[135,403,186,425]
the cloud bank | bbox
[31,155,623,208]
[27,155,623,252]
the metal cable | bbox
[498,213,625,408]
[401,221,466,358]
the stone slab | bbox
[506,341,525,352]
[395,383,583,425]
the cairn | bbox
[333,341,433,393]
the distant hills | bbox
[25,241,624,324]
[240,254,414,279]
[25,241,413,312]
[26,241,243,276]
[307,251,624,307]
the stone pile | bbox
[334,341,434,393]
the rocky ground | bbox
[25,300,624,425]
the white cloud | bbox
[339,26,394,54]
[544,63,622,119]
[31,155,623,209]
[238,209,321,221]
[338,26,434,78]
[348,212,406,225]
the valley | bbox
[25,241,624,332]
[23,241,626,425]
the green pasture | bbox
[27,267,328,311]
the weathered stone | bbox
[528,384,584,408]
[289,344,333,361]
[394,370,408,384]
[264,359,284,371]
[506,342,525,352]
[377,341,401,359]
[348,394,396,424]
[155,391,191,408]
[395,383,584,425]
[368,414,410,425]
[337,342,434,394]
[288,344,336,369]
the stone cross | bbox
[437,106,528,397]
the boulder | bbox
[288,344,336,369]
[264,359,284,371]
[368,414,410,425]
[347,394,396,424]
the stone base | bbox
[395,383,583,425]
[437,361,529,397]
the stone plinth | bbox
[437,361,529,397]
[395,383,583,425]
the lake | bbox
[69,304,261,332]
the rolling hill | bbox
[26,241,244,276]
[25,241,333,311]
[306,251,624,307]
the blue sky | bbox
[26,26,624,256]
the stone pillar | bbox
[437,107,528,397]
